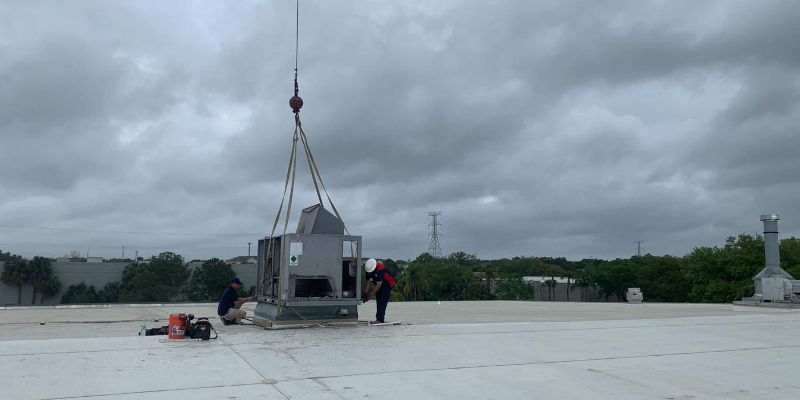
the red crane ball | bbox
[289,96,304,112]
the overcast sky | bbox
[1,0,799,262]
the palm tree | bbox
[484,267,497,292]
[402,266,428,301]
[562,270,574,302]
[28,257,52,304]
[39,276,62,303]
[543,265,565,301]
[574,269,592,302]
[543,278,557,301]
[1,259,28,305]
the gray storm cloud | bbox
[1,0,798,261]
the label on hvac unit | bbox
[290,241,303,256]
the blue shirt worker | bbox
[363,259,396,324]
[217,277,254,325]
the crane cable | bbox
[256,0,353,317]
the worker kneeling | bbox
[217,277,254,325]
[363,259,396,324]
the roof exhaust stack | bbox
[760,214,785,278]
[749,214,798,303]
[734,214,800,307]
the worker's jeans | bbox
[376,288,391,323]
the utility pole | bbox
[248,242,252,257]
[428,211,443,259]
[634,240,644,257]
[122,245,125,259]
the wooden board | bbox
[252,316,359,330]
[368,321,401,326]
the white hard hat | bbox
[364,258,377,273]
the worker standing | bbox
[363,259,396,324]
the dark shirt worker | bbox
[218,277,254,324]
[363,259,396,324]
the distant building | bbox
[86,257,103,263]
[523,276,616,302]
[474,274,617,302]
[226,256,257,265]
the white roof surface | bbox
[1,301,799,399]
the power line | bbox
[634,240,644,257]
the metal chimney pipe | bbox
[760,214,781,276]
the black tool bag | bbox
[189,318,217,340]
[145,326,169,336]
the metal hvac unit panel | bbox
[255,234,361,306]
[296,204,345,235]
[256,236,283,299]
[761,278,786,302]
[283,233,343,301]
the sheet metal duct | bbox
[752,214,796,302]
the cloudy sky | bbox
[1,0,799,262]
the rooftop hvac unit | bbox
[626,288,643,303]
[253,204,362,328]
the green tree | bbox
[636,255,689,302]
[380,259,402,278]
[490,257,545,277]
[389,292,405,302]
[447,251,479,269]
[0,249,24,262]
[562,270,574,301]
[543,279,557,301]
[495,276,536,300]
[542,265,565,301]
[401,264,429,301]
[426,263,494,301]
[593,259,638,301]
[118,252,190,302]
[396,253,436,301]
[61,282,100,304]
[98,282,121,303]
[39,276,62,303]
[27,256,53,304]
[573,269,593,301]
[483,266,497,292]
[186,258,235,301]
[780,237,800,278]
[1,259,28,305]
[683,234,763,303]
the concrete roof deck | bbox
[1,301,799,399]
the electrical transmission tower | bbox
[428,211,443,259]
[634,240,644,257]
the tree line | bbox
[0,253,62,304]
[3,232,799,305]
[375,234,800,303]
[59,253,256,304]
[1,251,254,304]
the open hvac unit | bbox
[253,204,362,328]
